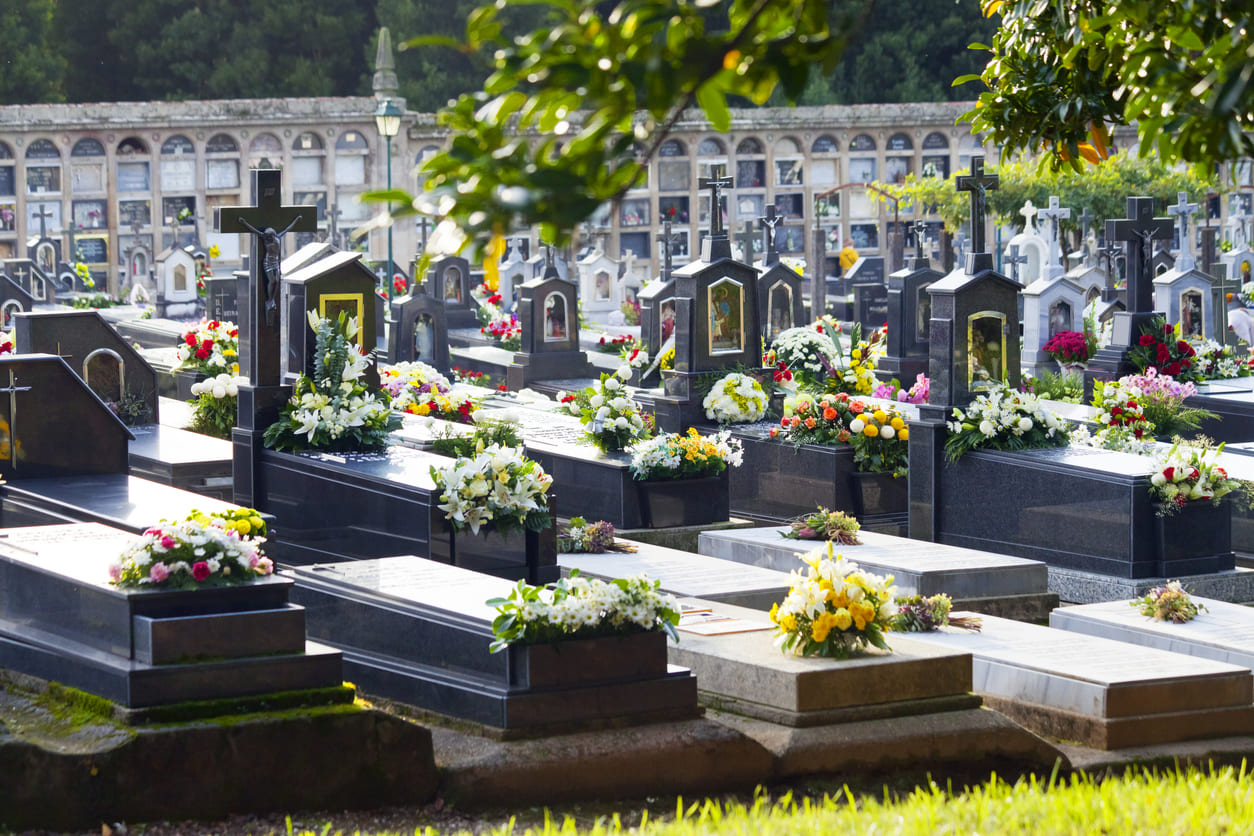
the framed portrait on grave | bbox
[1048,300,1072,338]
[443,264,465,305]
[708,278,744,355]
[916,284,933,342]
[162,196,196,225]
[73,199,106,230]
[1180,290,1204,337]
[620,198,650,227]
[77,235,108,266]
[659,296,677,342]
[850,222,879,250]
[207,159,240,190]
[968,311,1007,391]
[594,270,612,301]
[0,201,15,232]
[35,242,56,275]
[543,292,569,342]
[119,200,151,228]
[1,299,24,327]
[319,293,367,348]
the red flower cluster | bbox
[393,275,408,296]
[772,360,794,384]
[1130,320,1197,380]
[1043,330,1090,364]
[487,293,503,306]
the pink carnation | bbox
[255,556,274,575]
[149,562,170,584]
[108,563,122,581]
[160,535,176,550]
[191,561,211,582]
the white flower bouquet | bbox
[188,372,249,439]
[944,385,1068,462]
[431,443,553,535]
[263,310,401,452]
[702,372,768,424]
[629,427,744,481]
[580,364,652,452]
[1148,439,1247,517]
[769,326,841,386]
[486,571,680,652]
[109,508,273,589]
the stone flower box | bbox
[507,631,669,689]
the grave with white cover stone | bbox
[1002,201,1049,286]
[880,220,942,382]
[1021,273,1087,377]
[287,555,698,734]
[576,237,621,316]
[903,613,1254,749]
[698,525,1055,619]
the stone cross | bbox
[1232,198,1253,248]
[1019,200,1038,234]
[416,215,431,254]
[214,169,317,386]
[1077,207,1095,264]
[697,166,733,238]
[735,221,757,265]
[952,230,968,264]
[955,157,999,253]
[33,205,52,240]
[759,205,784,266]
[1037,195,1071,280]
[656,220,681,281]
[1004,244,1028,284]
[1105,196,1174,312]
[0,370,31,471]
[1099,239,1122,296]
[913,219,927,261]
[1168,192,1200,271]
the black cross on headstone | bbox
[1105,196,1174,313]
[1077,207,1095,233]
[214,169,317,386]
[657,220,681,281]
[1005,244,1028,284]
[954,157,999,254]
[416,215,430,254]
[698,166,733,238]
[0,370,32,471]
[759,206,784,266]
[542,242,559,279]
[912,219,927,261]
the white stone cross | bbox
[1168,192,1200,271]
[1019,200,1038,234]
[1037,195,1071,280]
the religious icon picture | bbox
[35,244,55,276]
[1,301,23,328]
[915,284,933,342]
[659,297,676,343]
[967,312,1006,391]
[708,278,744,354]
[414,315,435,361]
[320,293,366,348]
[594,271,611,302]
[443,265,464,305]
[544,292,568,342]
[1047,300,1071,339]
[1180,290,1203,337]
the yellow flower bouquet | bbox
[770,543,897,659]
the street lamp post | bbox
[374,99,402,302]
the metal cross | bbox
[955,157,999,253]
[1168,191,1200,271]
[0,370,31,470]
[912,219,928,261]
[33,205,53,240]
[1004,244,1028,285]
[656,220,681,281]
[1105,196,1174,313]
[697,166,733,237]
[1076,207,1095,233]
[1037,195,1072,280]
[759,205,784,266]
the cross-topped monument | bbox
[912,219,928,262]
[1168,192,1200,271]
[214,169,317,387]
[735,221,757,266]
[1232,198,1253,248]
[1076,207,1095,265]
[1105,196,1174,312]
[698,166,734,261]
[1005,244,1028,284]
[955,157,999,255]
[759,205,783,266]
[1038,195,1071,280]
[0,370,31,471]
[952,230,968,265]
[33,205,53,241]
[1018,200,1038,234]
[657,220,681,281]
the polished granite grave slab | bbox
[1,473,258,534]
[0,523,341,707]
[1047,565,1254,604]
[933,446,1235,578]
[665,599,977,727]
[1183,385,1254,443]
[127,423,234,500]
[698,527,1050,603]
[559,542,792,611]
[287,556,697,734]
[902,613,1254,749]
[1051,597,1254,669]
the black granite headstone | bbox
[280,249,381,390]
[881,255,942,382]
[388,288,451,372]
[506,274,592,388]
[427,255,477,330]
[756,262,805,343]
[0,272,36,328]
[203,274,240,322]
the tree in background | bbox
[0,0,65,104]
[959,0,1253,174]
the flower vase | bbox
[635,472,730,529]
[849,471,908,518]
[1153,500,1234,576]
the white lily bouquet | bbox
[263,310,401,453]
[430,443,553,536]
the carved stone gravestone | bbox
[13,309,160,424]
[388,283,450,372]
[426,255,477,330]
[848,255,888,333]
[1021,275,1087,377]
[203,274,239,322]
[4,259,54,305]
[281,249,381,390]
[506,272,592,389]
